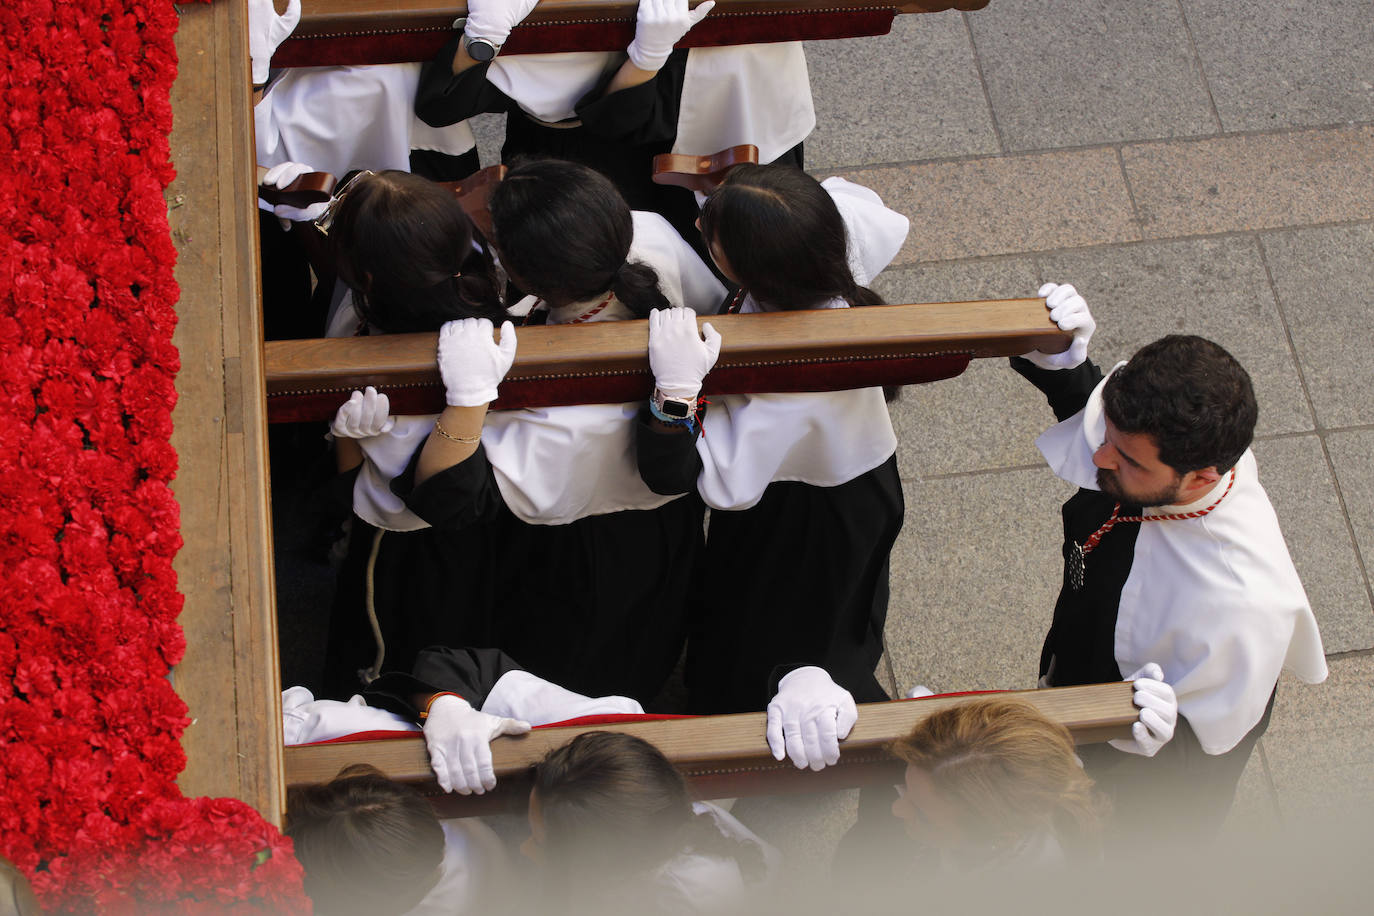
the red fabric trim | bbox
[297,712,696,747]
[274,11,895,67]
[267,353,972,422]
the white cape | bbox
[692,177,907,510]
[256,64,475,175]
[674,44,814,163]
[1035,373,1328,754]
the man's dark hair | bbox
[1102,335,1257,474]
[285,763,445,916]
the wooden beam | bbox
[285,683,1136,817]
[276,0,992,67]
[265,299,1070,422]
[168,0,285,825]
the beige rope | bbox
[358,526,386,685]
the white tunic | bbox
[337,210,725,529]
[1035,371,1328,754]
[691,177,908,510]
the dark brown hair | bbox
[330,170,507,332]
[489,158,670,317]
[699,163,884,312]
[1103,334,1257,475]
[532,732,764,885]
[285,763,445,916]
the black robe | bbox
[637,412,901,714]
[323,444,704,707]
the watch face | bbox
[466,37,496,61]
[661,399,691,418]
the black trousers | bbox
[1079,688,1276,852]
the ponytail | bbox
[609,260,671,318]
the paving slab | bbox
[1037,237,1314,437]
[885,466,1075,694]
[840,148,1138,264]
[1250,435,1374,655]
[875,258,1051,477]
[1325,429,1374,591]
[1261,656,1374,818]
[967,0,1217,151]
[1260,224,1374,429]
[1121,126,1374,238]
[1182,0,1374,132]
[1221,741,1283,840]
[804,12,998,170]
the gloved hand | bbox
[648,307,720,400]
[463,0,541,46]
[259,161,329,229]
[1021,282,1095,370]
[626,0,716,72]
[437,318,518,407]
[423,694,531,794]
[766,666,858,772]
[1109,663,1179,757]
[331,387,395,439]
[248,0,301,86]
[904,685,935,699]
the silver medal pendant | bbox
[1068,541,1086,591]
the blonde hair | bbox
[891,698,1106,851]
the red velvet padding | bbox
[266,353,972,423]
[273,11,895,68]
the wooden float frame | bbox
[166,0,1061,829]
[286,683,1138,818]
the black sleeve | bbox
[391,442,508,529]
[635,407,703,495]
[364,646,525,719]
[1010,356,1105,422]
[415,34,513,126]
[574,50,688,147]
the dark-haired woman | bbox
[326,160,725,705]
[413,0,814,257]
[636,164,910,715]
[526,731,780,912]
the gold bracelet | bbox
[433,418,481,444]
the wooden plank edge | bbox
[284,683,1135,816]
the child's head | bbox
[489,158,669,316]
[525,731,692,878]
[890,698,1105,861]
[699,163,876,311]
[285,763,445,916]
[330,169,506,333]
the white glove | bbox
[331,387,395,439]
[1021,282,1095,370]
[437,318,518,407]
[904,685,935,699]
[766,666,858,772]
[424,694,531,794]
[259,160,328,229]
[626,0,716,72]
[648,307,720,400]
[248,0,301,86]
[1109,663,1179,757]
[463,0,541,46]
